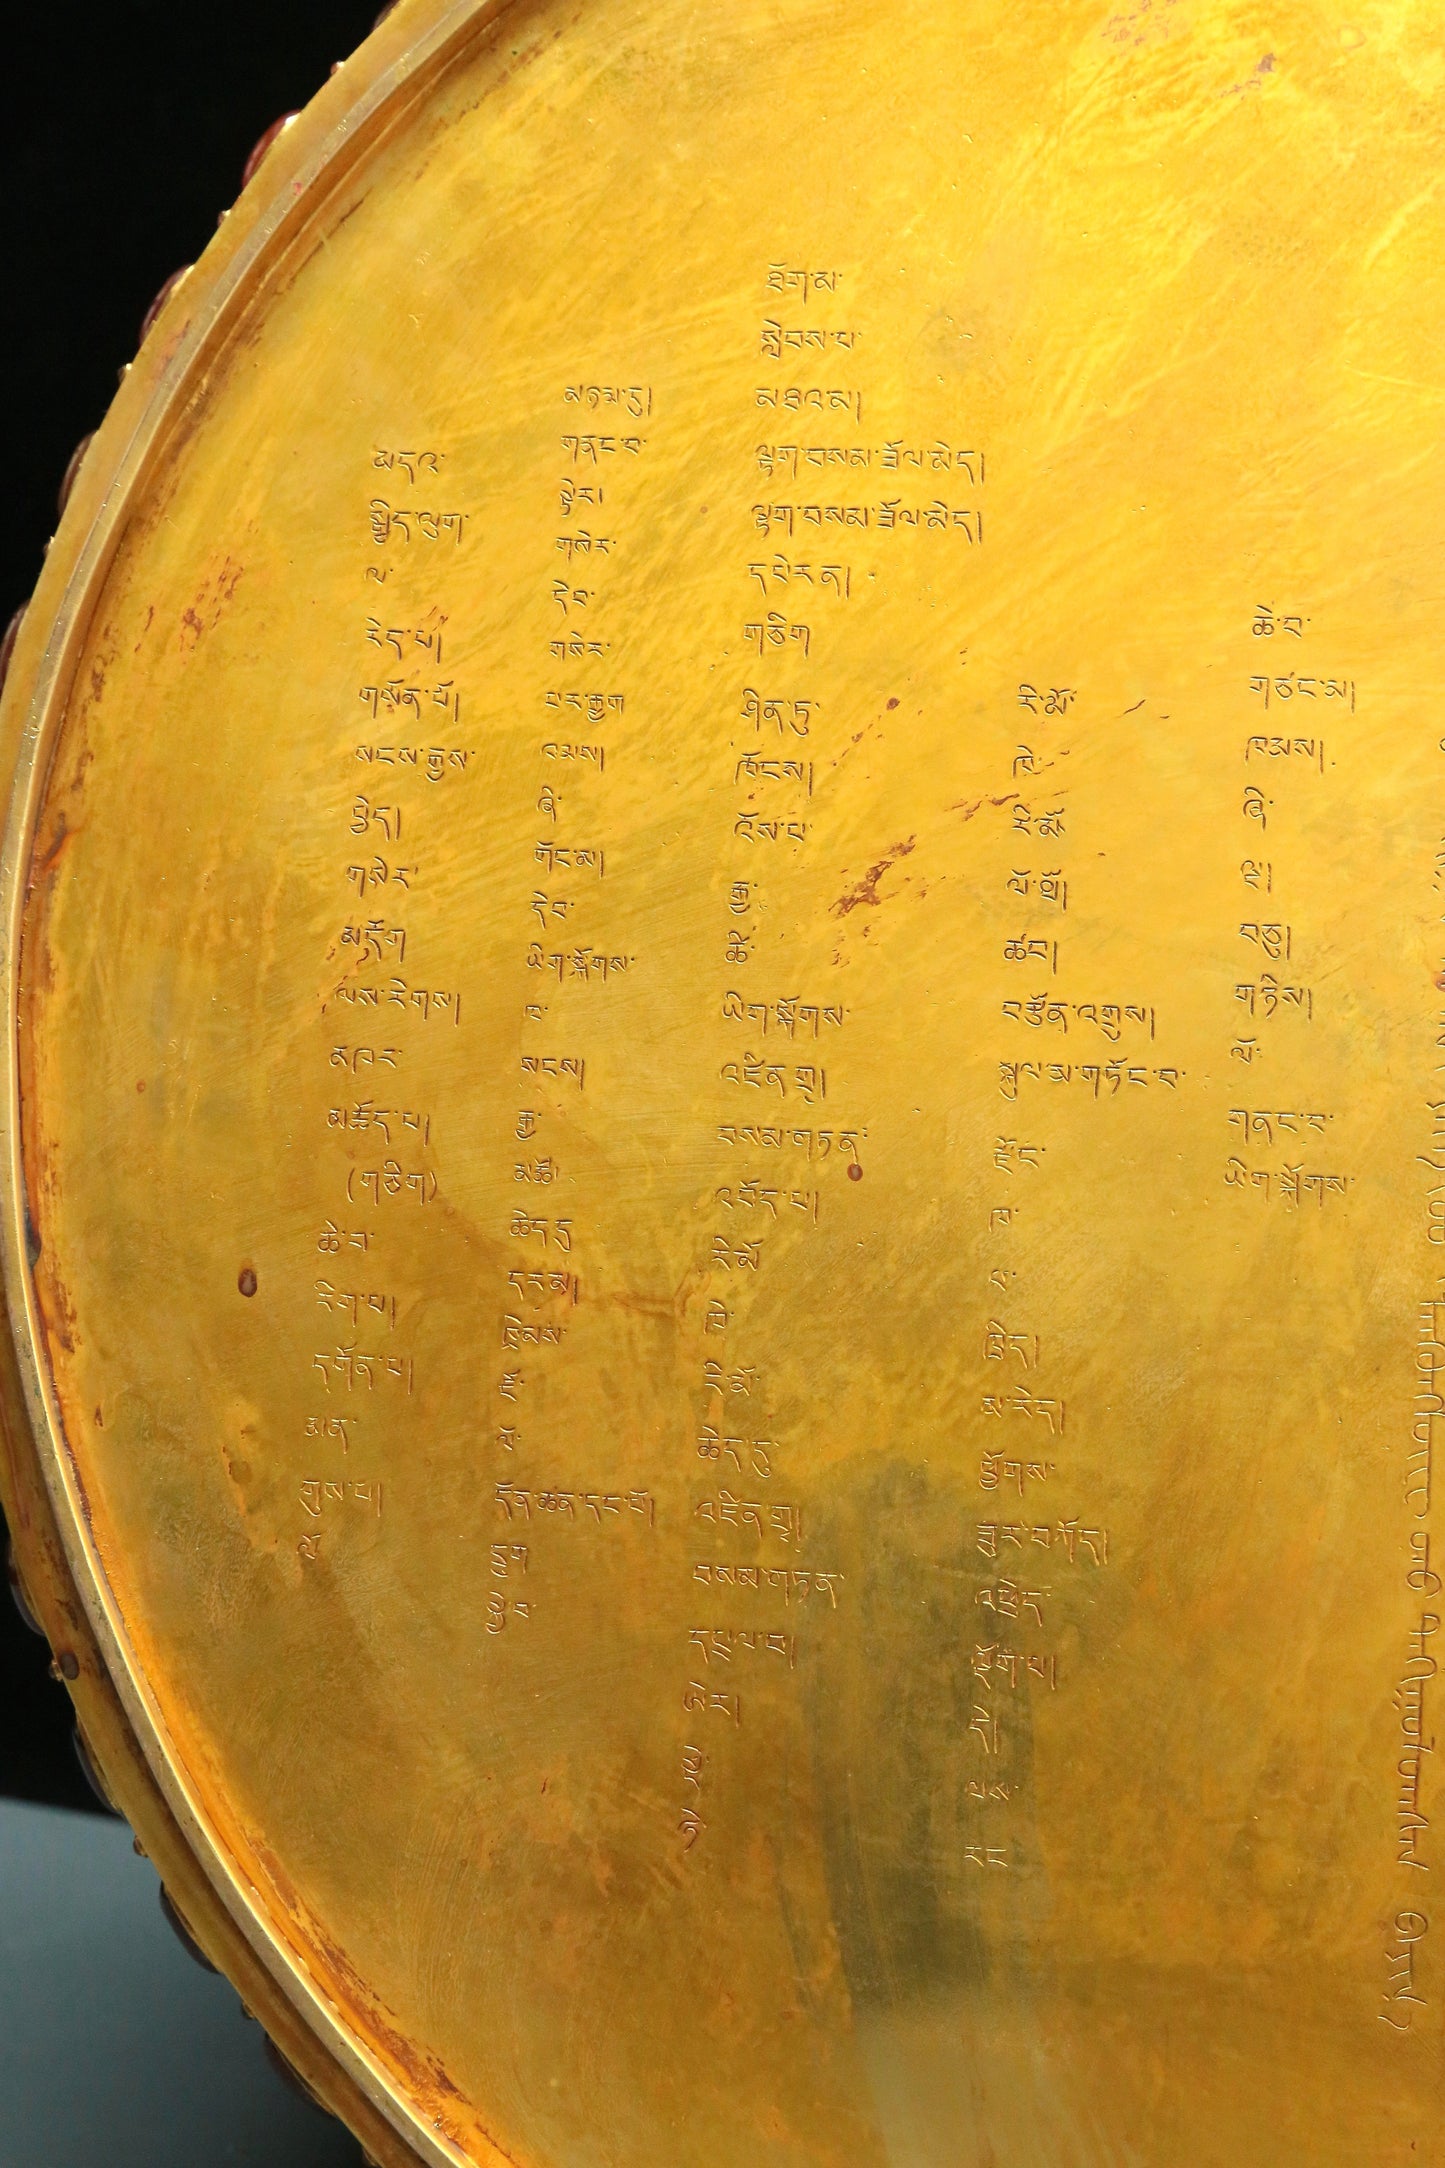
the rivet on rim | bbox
[241,112,301,191]
[57,433,96,519]
[159,1883,220,1973]
[0,605,25,702]
[5,1540,44,1636]
[72,1722,119,1812]
[138,266,194,348]
[263,2032,334,2116]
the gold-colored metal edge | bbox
[0,4,522,2159]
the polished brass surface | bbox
[3,3,1444,2161]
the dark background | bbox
[0,0,386,1815]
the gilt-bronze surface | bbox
[2,3,1443,2161]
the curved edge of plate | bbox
[0,4,528,2162]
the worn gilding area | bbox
[8,0,1445,2161]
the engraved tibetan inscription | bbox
[14,10,1445,2164]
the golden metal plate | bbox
[3,2,1444,2160]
